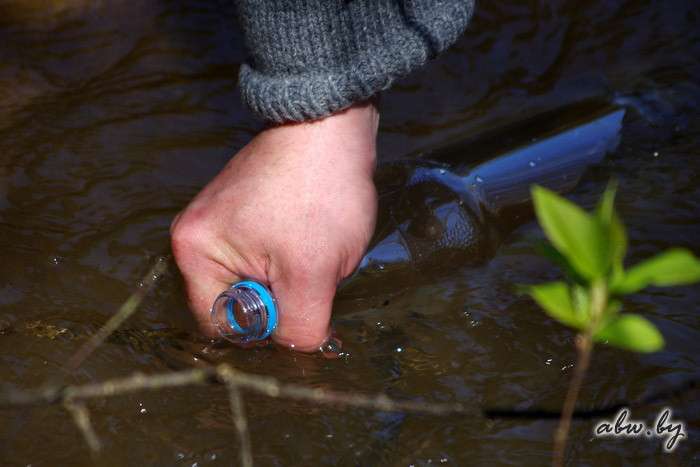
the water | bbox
[1,1,699,466]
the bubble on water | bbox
[49,256,62,265]
[561,363,574,371]
[138,281,144,288]
[439,168,446,174]
[192,463,198,467]
[377,263,385,271]
[176,453,185,460]
[319,336,345,359]
[325,433,334,439]
[653,151,659,157]
[440,458,449,464]
[475,175,484,183]
[395,347,403,353]
[209,454,217,461]
[545,358,553,365]
[529,161,536,167]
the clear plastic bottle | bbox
[210,280,278,344]
[210,102,625,343]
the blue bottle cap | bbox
[229,280,278,340]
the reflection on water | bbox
[1,0,699,465]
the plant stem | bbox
[552,332,592,467]
[552,280,607,467]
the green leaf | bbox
[594,314,664,353]
[612,248,700,294]
[532,185,608,280]
[595,182,628,281]
[595,181,618,225]
[571,284,591,323]
[528,281,587,329]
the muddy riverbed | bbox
[1,1,699,465]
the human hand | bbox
[171,102,378,351]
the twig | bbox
[220,369,253,467]
[63,256,169,373]
[1,365,472,416]
[64,399,102,453]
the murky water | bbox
[1,1,699,465]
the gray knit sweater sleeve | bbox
[234,0,475,123]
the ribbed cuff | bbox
[235,0,474,123]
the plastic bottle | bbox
[210,101,625,344]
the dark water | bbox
[1,1,699,465]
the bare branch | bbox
[220,372,253,467]
[64,399,102,453]
[63,256,170,373]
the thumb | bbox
[270,274,336,352]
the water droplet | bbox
[209,454,217,461]
[545,358,552,365]
[396,347,403,353]
[49,256,62,265]
[440,458,449,464]
[475,175,484,183]
[176,453,185,460]
[653,151,659,157]
[192,462,198,467]
[377,263,385,271]
[529,161,536,167]
[137,281,144,288]
[439,168,446,174]
[325,433,334,439]
[140,408,147,414]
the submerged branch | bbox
[63,256,170,373]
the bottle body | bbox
[210,104,625,342]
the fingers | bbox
[270,272,336,352]
[171,216,239,337]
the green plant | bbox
[526,183,700,467]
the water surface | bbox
[1,1,699,465]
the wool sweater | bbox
[234,0,474,123]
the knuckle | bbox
[170,209,210,260]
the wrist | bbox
[257,100,379,177]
